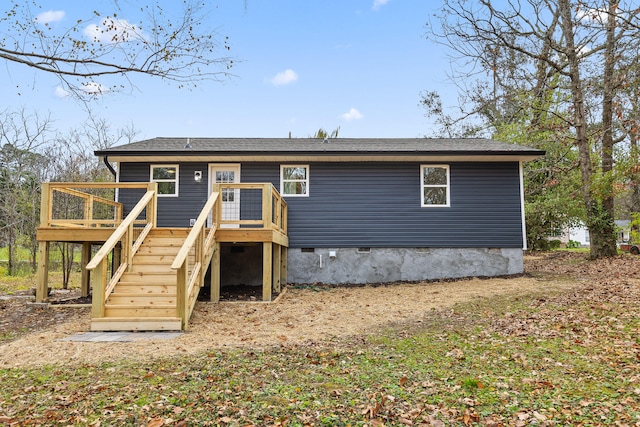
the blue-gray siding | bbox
[119,162,210,228]
[118,161,523,248]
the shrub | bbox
[549,239,562,249]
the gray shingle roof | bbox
[95,137,544,157]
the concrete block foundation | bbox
[286,247,523,284]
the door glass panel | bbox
[211,165,240,227]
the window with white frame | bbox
[150,165,179,196]
[421,165,449,207]
[280,165,309,197]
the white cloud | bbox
[372,0,390,11]
[54,86,70,98]
[84,18,144,44]
[81,82,108,95]
[576,6,610,24]
[269,69,298,86]
[35,10,65,25]
[340,108,364,122]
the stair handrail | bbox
[172,191,220,329]
[86,189,157,319]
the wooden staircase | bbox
[90,229,192,331]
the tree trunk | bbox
[7,238,14,276]
[630,129,640,215]
[56,242,74,289]
[30,241,37,274]
[558,0,616,258]
[64,243,75,289]
[593,0,619,258]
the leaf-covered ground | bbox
[1,251,640,426]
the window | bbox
[150,165,179,196]
[421,165,449,207]
[281,165,309,197]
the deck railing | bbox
[172,191,220,329]
[40,182,156,228]
[38,181,286,329]
[85,189,158,319]
[212,183,288,232]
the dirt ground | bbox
[0,252,630,369]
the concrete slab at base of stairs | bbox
[57,331,183,342]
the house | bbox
[35,137,543,331]
[558,223,590,247]
[559,220,630,248]
[97,137,542,281]
[615,220,631,245]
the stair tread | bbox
[116,280,176,288]
[129,260,184,265]
[105,303,176,308]
[91,316,182,322]
[114,284,176,287]
[111,292,177,296]
[121,271,177,275]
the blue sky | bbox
[1,1,456,141]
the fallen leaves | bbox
[461,408,480,425]
[2,252,640,425]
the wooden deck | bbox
[36,182,288,331]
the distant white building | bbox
[615,220,631,244]
[565,224,590,247]
[559,220,631,247]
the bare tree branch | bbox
[0,0,235,99]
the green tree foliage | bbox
[0,110,52,275]
[312,127,340,139]
[0,109,136,280]
[424,0,640,257]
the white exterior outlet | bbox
[189,218,196,226]
[329,250,337,258]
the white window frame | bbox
[280,164,309,197]
[421,164,450,207]
[150,164,179,197]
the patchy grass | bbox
[0,271,81,294]
[2,277,640,426]
[2,252,640,425]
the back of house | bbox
[96,137,543,286]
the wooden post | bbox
[273,244,281,293]
[213,184,222,226]
[36,183,52,302]
[262,242,273,301]
[210,242,221,302]
[85,194,94,227]
[147,182,158,227]
[113,244,122,277]
[281,246,288,286]
[176,263,188,329]
[262,184,273,229]
[91,260,106,318]
[282,204,288,233]
[196,231,204,288]
[128,223,135,267]
[80,242,91,297]
[35,241,50,302]
[115,203,123,224]
[36,183,51,302]
[273,189,281,228]
[40,183,51,228]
